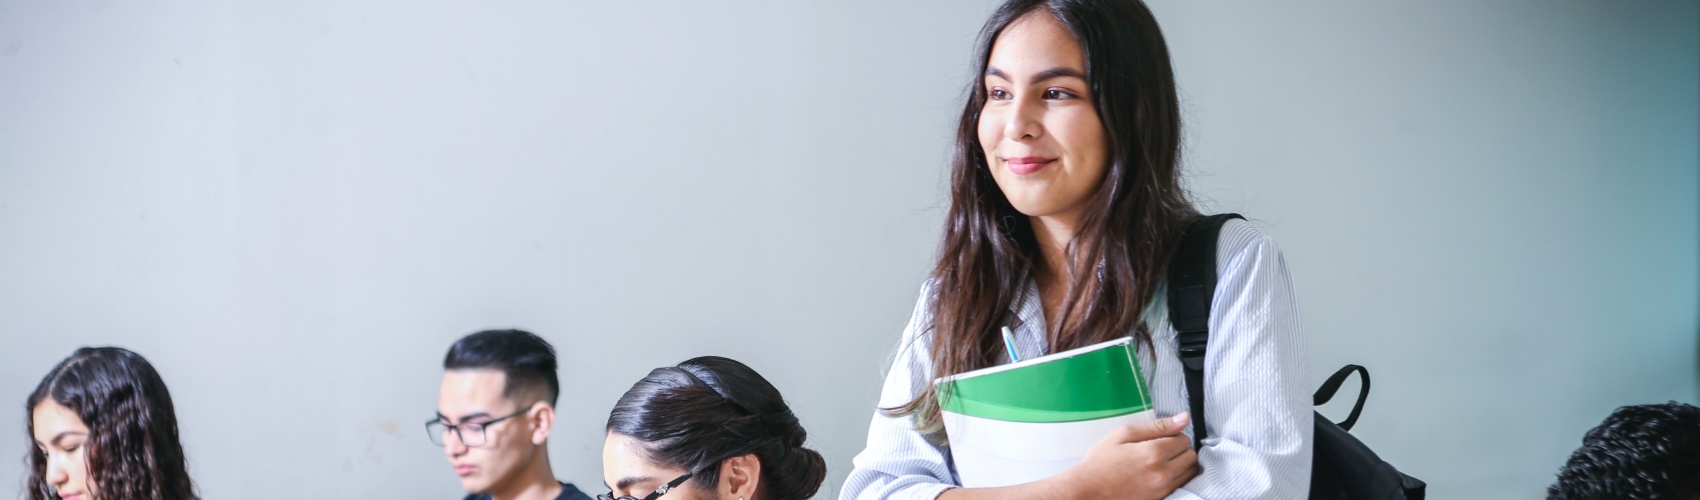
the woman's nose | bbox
[45,455,69,485]
[1002,97,1043,141]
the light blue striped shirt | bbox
[841,219,1313,500]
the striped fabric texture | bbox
[840,219,1314,500]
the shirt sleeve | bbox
[1167,220,1314,499]
[838,284,959,500]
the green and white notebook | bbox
[935,336,1154,488]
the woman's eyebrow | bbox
[1031,67,1087,82]
[50,431,85,446]
[984,66,1087,83]
[615,476,656,490]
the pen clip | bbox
[1000,326,1021,363]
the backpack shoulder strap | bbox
[1167,213,1243,449]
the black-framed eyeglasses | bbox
[425,406,530,447]
[596,471,694,500]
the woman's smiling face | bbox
[978,10,1108,229]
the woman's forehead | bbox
[989,12,1086,76]
[602,433,690,490]
[31,398,88,441]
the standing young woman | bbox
[26,347,199,500]
[840,0,1312,498]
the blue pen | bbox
[1001,326,1021,362]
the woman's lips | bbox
[455,465,477,477]
[1005,156,1054,175]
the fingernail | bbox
[1171,412,1190,426]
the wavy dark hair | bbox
[1548,401,1700,499]
[606,356,826,500]
[25,347,198,500]
[887,0,1198,433]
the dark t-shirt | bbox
[462,481,592,500]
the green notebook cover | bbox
[934,336,1155,487]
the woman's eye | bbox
[1044,89,1076,100]
[987,88,1012,101]
[64,445,79,453]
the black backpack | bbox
[1167,214,1426,500]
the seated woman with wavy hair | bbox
[600,356,826,500]
[26,347,198,500]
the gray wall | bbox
[1148,2,1699,497]
[0,1,1694,499]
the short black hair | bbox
[1549,401,1700,499]
[443,329,560,406]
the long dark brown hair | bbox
[888,0,1199,433]
[606,356,826,500]
[26,347,199,500]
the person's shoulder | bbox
[1216,217,1275,251]
[1214,217,1284,260]
[1202,217,1296,289]
[558,482,595,500]
[916,277,940,304]
[901,278,941,341]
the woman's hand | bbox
[937,413,1199,500]
[1046,413,1200,500]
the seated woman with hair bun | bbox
[600,356,826,500]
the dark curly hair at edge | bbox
[1548,401,1700,499]
[26,347,199,500]
[606,356,826,500]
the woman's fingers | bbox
[1157,434,1194,461]
[1107,412,1191,445]
[1067,417,1204,500]
[1166,461,1202,492]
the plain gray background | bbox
[1,1,1695,498]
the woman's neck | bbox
[1030,214,1078,275]
[1029,214,1081,332]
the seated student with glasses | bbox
[600,356,826,500]
[429,329,594,500]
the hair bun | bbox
[764,441,827,500]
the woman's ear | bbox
[529,402,555,445]
[718,453,761,500]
